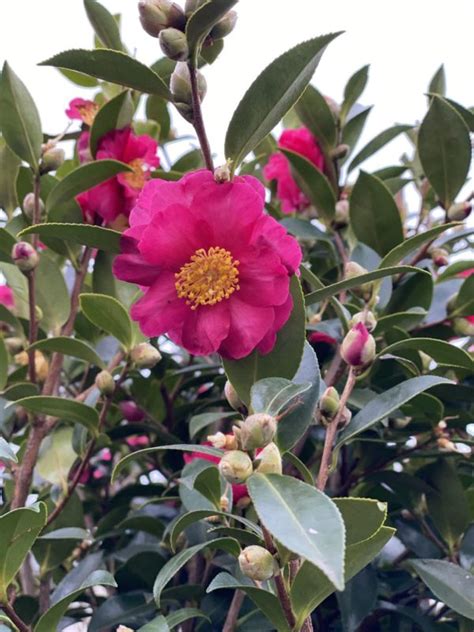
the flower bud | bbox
[210,10,237,39]
[95,370,115,396]
[214,162,232,183]
[240,413,277,451]
[319,386,340,417]
[4,337,24,354]
[238,546,278,581]
[218,450,253,484]
[35,305,43,322]
[117,627,134,632]
[219,495,229,512]
[344,261,368,280]
[447,201,472,221]
[224,380,243,411]
[14,350,49,382]
[12,242,39,273]
[138,0,185,37]
[340,322,376,367]
[349,310,377,332]
[339,406,352,427]
[130,342,162,368]
[170,62,207,107]
[330,144,350,160]
[430,247,449,267]
[159,27,189,61]
[452,317,474,337]
[119,400,145,422]
[437,437,457,452]
[184,0,207,16]
[254,443,282,475]
[22,193,45,220]
[333,199,349,227]
[207,432,237,450]
[41,146,65,173]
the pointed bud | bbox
[207,432,237,450]
[254,443,282,475]
[238,546,278,581]
[131,342,162,368]
[170,62,207,122]
[12,242,39,273]
[218,450,253,484]
[319,386,340,417]
[430,247,449,268]
[452,317,474,337]
[240,413,277,450]
[437,437,457,452]
[333,199,349,227]
[210,10,237,39]
[119,400,145,422]
[22,193,45,220]
[330,144,350,160]
[95,370,115,396]
[138,0,185,37]
[41,145,65,173]
[349,310,377,332]
[219,495,230,512]
[447,201,472,221]
[159,27,189,61]
[214,162,232,183]
[340,322,376,367]
[224,380,243,411]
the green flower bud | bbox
[240,413,277,450]
[12,242,39,273]
[330,143,350,160]
[95,370,115,396]
[254,443,282,475]
[35,305,43,322]
[319,386,340,417]
[22,192,45,220]
[218,450,253,484]
[344,261,372,297]
[430,247,449,268]
[453,317,474,337]
[447,201,472,221]
[210,10,237,39]
[138,0,185,37]
[159,27,189,61]
[238,546,278,581]
[349,310,377,332]
[170,63,207,122]
[130,342,162,368]
[41,145,65,173]
[224,380,243,411]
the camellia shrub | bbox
[0,1,473,630]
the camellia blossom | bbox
[113,170,302,359]
[264,127,325,213]
[0,284,14,310]
[76,127,160,226]
[66,98,99,126]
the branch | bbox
[222,590,245,632]
[25,174,42,384]
[1,601,31,632]
[262,526,296,629]
[188,62,214,171]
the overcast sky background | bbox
[1,0,473,175]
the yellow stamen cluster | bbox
[78,103,99,126]
[175,247,240,309]
[123,158,147,189]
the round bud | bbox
[319,386,340,417]
[138,0,185,37]
[119,400,145,422]
[210,10,238,39]
[254,443,282,475]
[344,261,368,280]
[238,546,278,581]
[159,27,189,61]
[207,431,227,449]
[224,380,243,411]
[349,310,377,332]
[131,342,162,368]
[430,247,449,268]
[170,62,207,109]
[330,144,350,160]
[95,370,115,396]
[240,413,277,450]
[14,350,49,382]
[22,192,45,220]
[340,322,376,368]
[41,146,65,173]
[452,317,474,337]
[218,450,253,484]
[214,162,232,183]
[11,242,39,273]
[333,199,349,227]
[447,201,472,221]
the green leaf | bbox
[341,106,372,163]
[20,223,121,253]
[378,338,473,372]
[38,527,89,541]
[193,466,221,507]
[186,0,238,64]
[80,293,133,349]
[410,560,474,620]
[35,252,70,330]
[452,274,474,317]
[89,90,133,157]
[45,159,132,213]
[0,437,18,464]
[250,377,311,417]
[0,62,42,171]
[333,498,387,545]
[58,68,99,87]
[37,427,78,487]
[189,411,236,439]
[207,573,291,632]
[223,276,306,406]
[348,124,412,173]
[153,538,240,607]
[166,608,210,630]
[40,49,172,100]
[445,98,474,132]
[294,84,337,148]
[11,396,100,436]
[248,473,345,590]
[0,138,20,217]
[282,149,336,223]
[0,504,47,600]
[350,171,404,256]
[35,570,117,632]
[28,337,105,368]
[84,0,124,51]
[418,96,471,209]
[138,616,170,632]
[428,65,446,96]
[336,376,452,449]
[225,33,341,170]
[340,65,369,123]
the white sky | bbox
[1,0,473,172]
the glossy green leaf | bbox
[340,65,369,122]
[337,566,378,632]
[410,560,474,620]
[193,466,221,507]
[1,382,38,401]
[59,68,99,87]
[0,138,20,217]
[0,62,42,171]
[350,171,404,256]
[451,274,474,317]
[11,396,100,436]
[38,527,89,541]
[378,338,473,371]
[225,32,341,170]
[223,276,305,406]
[138,616,170,632]
[35,252,70,330]
[341,106,372,162]
[295,84,337,148]
[334,498,387,545]
[348,124,412,173]
[153,538,240,607]
[35,570,117,632]
[248,473,345,589]
[166,608,210,630]
[80,293,133,350]
[40,49,172,99]
[250,377,311,417]
[0,437,17,464]
[428,64,446,96]
[89,90,133,157]
[84,0,123,51]
[186,0,237,64]
[0,503,47,600]
[37,427,78,487]
[20,223,121,253]
[446,98,474,132]
[418,96,471,209]
[282,148,336,222]
[28,337,104,368]
[189,411,236,439]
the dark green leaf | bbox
[89,90,133,157]
[341,106,372,163]
[35,252,70,330]
[0,138,20,217]
[28,337,105,368]
[58,68,99,87]
[334,498,387,545]
[348,125,412,173]
[378,338,473,372]
[294,84,337,148]
[186,0,238,64]
[250,377,311,417]
[84,0,124,51]
[189,411,236,439]
[11,396,100,436]
[166,608,210,630]
[0,437,18,464]
[80,293,133,349]
[340,65,369,122]
[0,227,16,263]
[19,223,121,253]
[452,274,474,317]
[428,64,446,95]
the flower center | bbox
[175,247,240,310]
[77,103,99,126]
[123,158,147,189]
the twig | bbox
[262,526,296,629]
[25,174,42,383]
[222,590,245,632]
[1,601,30,632]
[188,62,214,171]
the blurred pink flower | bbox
[66,98,99,126]
[0,285,14,310]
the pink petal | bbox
[218,297,274,360]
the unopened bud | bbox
[207,432,237,450]
[447,201,472,221]
[210,10,238,39]
[119,400,145,422]
[430,247,449,268]
[95,370,115,396]
[437,437,457,452]
[15,350,49,382]
[349,310,377,332]
[333,199,349,227]
[452,317,474,337]
[117,627,134,632]
[419,351,432,372]
[22,193,45,220]
[238,546,278,581]
[319,386,340,417]
[254,442,282,475]
[138,0,185,37]
[131,342,162,368]
[224,380,243,411]
[41,146,65,173]
[218,450,253,484]
[159,27,189,61]
[219,495,229,512]
[340,323,376,367]
[330,143,350,160]
[214,162,232,183]
[35,305,43,322]
[184,0,207,16]
[240,413,277,451]
[4,337,24,354]
[12,242,39,273]
[170,62,207,118]
[344,261,372,297]
[339,406,352,427]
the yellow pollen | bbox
[175,247,240,309]
[78,103,99,126]
[123,158,146,189]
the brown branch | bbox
[222,589,245,632]
[188,62,214,171]
[1,601,31,632]
[262,526,296,629]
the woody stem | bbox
[188,62,214,171]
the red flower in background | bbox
[264,127,325,213]
[0,285,14,310]
[66,98,99,126]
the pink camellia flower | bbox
[0,284,14,310]
[309,331,337,347]
[119,400,146,422]
[458,268,474,278]
[66,98,99,126]
[264,127,325,213]
[113,170,302,359]
[76,127,160,227]
[340,322,376,367]
[126,435,150,449]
